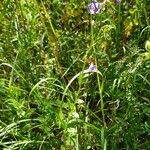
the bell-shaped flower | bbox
[88,63,97,72]
[88,0,101,14]
[115,0,121,4]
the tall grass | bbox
[0,0,150,149]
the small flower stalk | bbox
[91,20,95,26]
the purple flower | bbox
[88,0,101,14]
[115,0,121,4]
[88,63,96,72]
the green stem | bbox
[90,14,106,149]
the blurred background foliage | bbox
[0,0,150,149]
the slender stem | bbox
[90,13,106,149]
[90,15,106,127]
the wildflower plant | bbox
[0,0,150,150]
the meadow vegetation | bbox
[0,0,150,149]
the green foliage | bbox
[0,0,150,149]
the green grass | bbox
[0,0,150,149]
